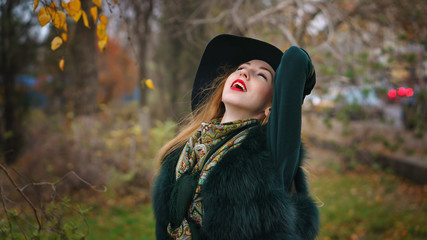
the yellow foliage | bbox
[93,0,102,8]
[98,34,108,52]
[61,33,68,42]
[51,36,63,51]
[64,0,82,22]
[33,0,39,12]
[49,2,56,11]
[70,9,82,22]
[69,0,81,12]
[63,22,68,32]
[38,7,51,27]
[144,79,155,89]
[99,15,108,25]
[97,23,106,39]
[82,11,90,28]
[59,58,65,71]
[90,6,98,23]
[53,11,66,29]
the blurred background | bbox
[1,0,426,239]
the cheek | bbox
[256,84,273,104]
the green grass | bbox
[311,168,427,240]
[86,204,155,240]
[83,167,426,240]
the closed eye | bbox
[258,73,267,80]
[236,66,245,71]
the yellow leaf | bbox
[63,22,68,32]
[90,6,98,23]
[51,36,63,51]
[82,11,90,28]
[49,2,56,10]
[98,34,108,52]
[53,11,66,29]
[96,23,106,39]
[65,0,82,22]
[99,15,107,25]
[38,7,51,27]
[59,58,65,71]
[92,0,102,8]
[145,79,155,89]
[61,2,67,9]
[33,0,39,12]
[61,33,68,42]
[69,0,81,12]
[70,9,82,22]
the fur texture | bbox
[152,125,319,239]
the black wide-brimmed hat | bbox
[191,34,283,111]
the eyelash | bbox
[237,66,268,80]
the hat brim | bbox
[191,34,283,111]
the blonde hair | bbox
[156,69,229,164]
[157,65,272,164]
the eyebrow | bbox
[242,62,274,78]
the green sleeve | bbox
[266,46,314,191]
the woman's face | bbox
[222,59,275,120]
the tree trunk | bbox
[1,1,20,164]
[67,0,98,115]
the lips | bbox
[231,79,247,92]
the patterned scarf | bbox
[168,118,257,239]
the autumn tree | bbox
[33,0,117,115]
[116,0,154,107]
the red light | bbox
[388,89,397,98]
[397,87,407,96]
[406,88,414,97]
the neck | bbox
[220,107,264,124]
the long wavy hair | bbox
[157,66,271,164]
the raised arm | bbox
[266,46,315,191]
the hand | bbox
[300,48,316,99]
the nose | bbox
[239,68,249,80]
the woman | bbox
[153,34,319,239]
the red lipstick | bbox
[230,79,247,92]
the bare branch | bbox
[190,10,229,26]
[278,24,299,46]
[246,0,293,26]
[0,163,42,232]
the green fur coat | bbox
[153,46,319,239]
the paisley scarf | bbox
[168,118,257,239]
